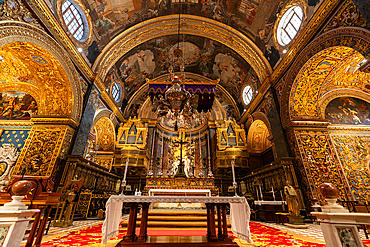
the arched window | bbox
[62,0,86,41]
[243,85,253,105]
[277,6,303,46]
[111,83,123,102]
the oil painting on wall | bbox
[325,97,370,125]
[0,91,37,120]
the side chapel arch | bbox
[280,27,370,127]
[0,22,83,122]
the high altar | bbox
[113,73,248,196]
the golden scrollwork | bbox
[289,46,364,118]
[323,0,370,33]
[96,157,113,170]
[94,117,115,151]
[11,125,71,177]
[0,42,73,117]
[0,0,43,29]
[296,130,347,204]
[280,27,370,127]
[0,23,83,122]
[331,133,370,202]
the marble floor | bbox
[24,217,370,246]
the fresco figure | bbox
[325,97,370,125]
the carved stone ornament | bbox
[0,0,42,29]
[0,143,20,185]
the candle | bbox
[280,190,283,201]
[123,157,129,183]
[231,160,236,183]
[272,186,275,201]
[259,185,263,200]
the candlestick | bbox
[259,185,263,200]
[123,157,129,182]
[207,132,213,177]
[280,190,283,201]
[148,129,156,176]
[231,159,238,197]
[121,157,129,195]
[272,186,275,201]
[158,135,164,176]
[198,132,203,177]
[231,159,236,182]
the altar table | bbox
[102,195,252,244]
[254,200,287,223]
[148,189,212,197]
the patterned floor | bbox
[261,222,368,243]
[23,217,369,246]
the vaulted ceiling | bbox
[50,0,325,119]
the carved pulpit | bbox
[0,176,61,247]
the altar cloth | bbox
[148,188,212,197]
[101,195,252,244]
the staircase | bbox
[121,209,231,228]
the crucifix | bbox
[172,128,188,178]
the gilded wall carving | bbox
[296,130,348,203]
[280,28,370,127]
[0,0,42,29]
[247,120,271,153]
[94,117,115,151]
[323,0,370,33]
[290,46,360,118]
[0,23,83,122]
[331,133,370,202]
[11,126,71,177]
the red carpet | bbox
[24,221,370,247]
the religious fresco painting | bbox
[82,0,286,64]
[325,97,370,125]
[106,35,258,109]
[0,91,37,120]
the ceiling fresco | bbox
[80,0,325,67]
[104,34,260,114]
